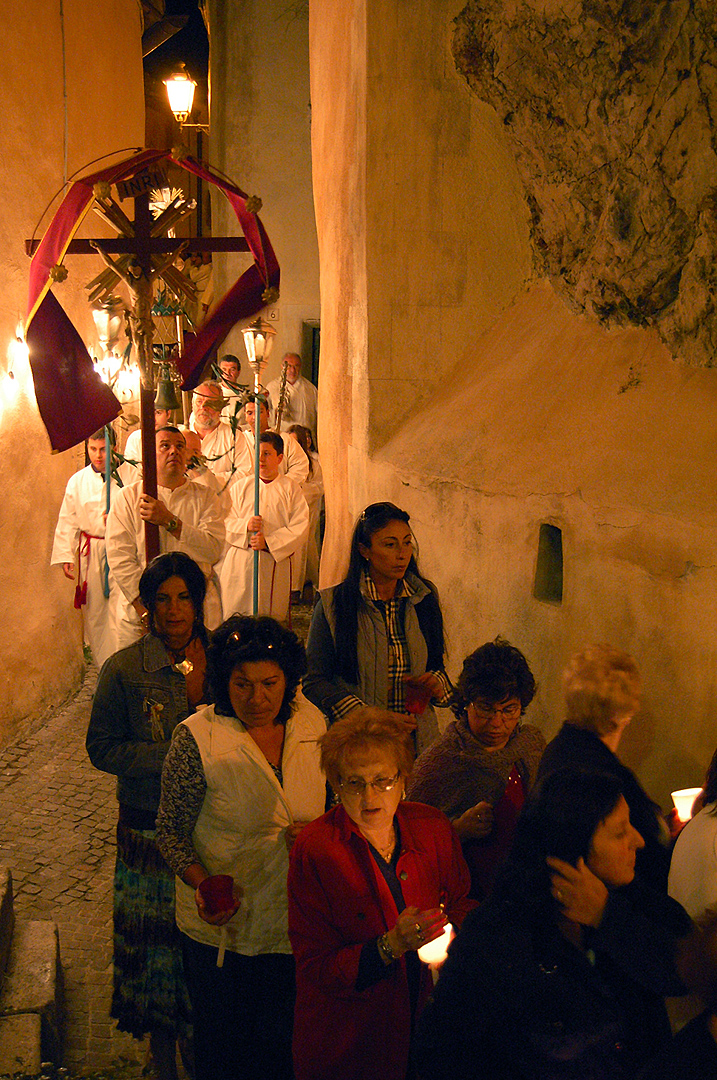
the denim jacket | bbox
[86,634,191,815]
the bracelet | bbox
[163,516,179,532]
[377,931,400,963]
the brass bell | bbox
[154,362,182,411]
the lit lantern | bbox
[165,64,197,124]
[241,317,276,380]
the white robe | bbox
[235,429,310,485]
[294,453,324,590]
[218,473,309,621]
[119,427,142,486]
[106,477,226,648]
[50,464,119,668]
[266,375,318,443]
[189,417,240,479]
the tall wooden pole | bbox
[133,193,160,564]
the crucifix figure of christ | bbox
[30,166,251,562]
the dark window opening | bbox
[534,524,563,604]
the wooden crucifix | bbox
[27,161,250,563]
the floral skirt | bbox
[112,817,192,1039]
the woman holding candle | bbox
[415,767,693,1080]
[156,615,327,1080]
[288,713,474,1080]
[303,501,450,753]
[407,638,545,899]
[537,644,671,890]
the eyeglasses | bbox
[471,701,522,721]
[338,773,401,797]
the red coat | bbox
[288,801,474,1080]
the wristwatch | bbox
[163,516,179,532]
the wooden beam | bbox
[24,236,250,256]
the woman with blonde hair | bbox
[538,644,670,889]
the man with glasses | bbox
[189,380,238,479]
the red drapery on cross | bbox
[26,148,280,452]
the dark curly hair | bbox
[138,552,207,642]
[453,637,536,717]
[208,615,307,725]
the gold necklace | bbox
[375,826,396,862]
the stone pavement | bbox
[0,671,148,1077]
[0,601,314,1077]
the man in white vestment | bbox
[51,429,119,668]
[266,352,318,445]
[218,432,309,622]
[188,381,240,480]
[118,406,172,484]
[238,398,310,485]
[216,354,246,426]
[106,427,226,647]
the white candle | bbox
[418,923,453,966]
[671,787,702,822]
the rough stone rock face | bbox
[453,0,717,366]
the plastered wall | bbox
[208,0,320,388]
[0,0,144,741]
[310,0,717,807]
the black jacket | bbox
[415,880,691,1080]
[537,724,671,890]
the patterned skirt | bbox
[112,814,192,1039]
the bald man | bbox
[266,352,318,444]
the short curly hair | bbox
[208,615,306,725]
[562,644,641,736]
[453,637,537,717]
[320,714,415,794]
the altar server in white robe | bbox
[106,427,225,648]
[51,429,119,668]
[237,398,310,485]
[219,431,309,622]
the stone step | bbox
[0,920,62,1069]
[0,869,14,982]
[0,1014,41,1077]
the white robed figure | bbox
[50,431,119,668]
[219,432,309,621]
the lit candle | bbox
[417,923,453,966]
[671,787,702,822]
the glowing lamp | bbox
[165,65,197,124]
[417,923,453,966]
[241,318,276,383]
[671,787,702,823]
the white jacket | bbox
[174,698,326,955]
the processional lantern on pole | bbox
[242,318,277,615]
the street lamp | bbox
[164,64,196,124]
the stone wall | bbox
[208,0,320,388]
[454,0,717,367]
[309,0,717,806]
[0,1,144,742]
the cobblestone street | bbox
[0,671,148,1077]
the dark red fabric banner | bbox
[25,291,121,452]
[26,148,280,450]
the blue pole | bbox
[253,393,261,615]
[103,425,111,598]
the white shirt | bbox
[266,375,318,442]
[106,477,225,606]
